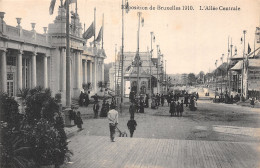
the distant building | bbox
[0,7,106,105]
[109,51,165,97]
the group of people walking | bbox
[93,96,116,119]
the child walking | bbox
[127,116,137,138]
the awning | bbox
[249,59,260,68]
[231,60,243,71]
[230,58,260,71]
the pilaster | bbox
[31,52,37,88]
[0,49,7,92]
[17,50,23,93]
[43,54,48,88]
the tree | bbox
[199,71,205,79]
[188,73,196,86]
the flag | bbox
[64,0,76,9]
[49,0,56,15]
[153,36,155,42]
[83,22,94,39]
[95,27,103,42]
[141,18,144,27]
[241,37,243,44]
[248,43,251,54]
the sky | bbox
[0,0,259,74]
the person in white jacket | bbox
[107,105,118,142]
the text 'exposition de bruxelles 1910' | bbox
[121,5,241,11]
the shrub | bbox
[25,88,59,125]
[0,93,21,129]
[0,93,35,168]
[1,88,70,167]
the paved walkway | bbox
[65,135,259,168]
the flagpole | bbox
[254,27,256,57]
[215,60,218,99]
[220,54,224,100]
[120,0,125,106]
[165,60,167,92]
[150,32,153,96]
[115,44,117,93]
[102,13,104,49]
[75,0,77,15]
[66,0,71,106]
[241,30,246,100]
[136,12,142,97]
[94,7,96,47]
[227,36,229,95]
[229,38,233,97]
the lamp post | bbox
[136,12,144,97]
[241,30,246,100]
[156,45,159,94]
[150,31,154,96]
[65,1,71,106]
[165,60,167,92]
[215,60,218,99]
[114,44,117,93]
[220,54,224,100]
[229,39,233,96]
[120,0,125,105]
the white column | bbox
[1,50,7,92]
[102,60,104,81]
[75,52,80,89]
[93,61,96,92]
[17,50,23,92]
[83,60,87,84]
[89,60,92,85]
[43,55,48,88]
[60,48,66,91]
[79,53,83,89]
[31,52,37,88]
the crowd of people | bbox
[74,90,200,141]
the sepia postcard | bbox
[0,0,259,167]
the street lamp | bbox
[215,60,218,99]
[220,54,224,100]
[119,0,129,109]
[136,12,144,97]
[241,30,246,100]
[150,32,155,96]
[114,44,117,93]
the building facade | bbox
[0,7,106,105]
[109,51,165,97]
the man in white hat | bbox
[107,105,118,142]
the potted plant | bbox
[98,81,104,92]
